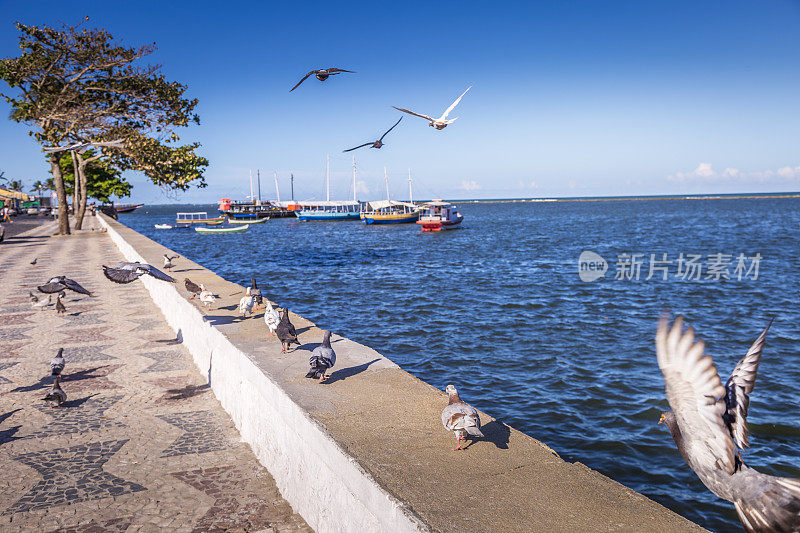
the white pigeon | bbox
[441,384,484,451]
[199,284,216,309]
[393,85,472,130]
[163,254,179,271]
[263,301,280,336]
[31,293,52,310]
[239,288,254,317]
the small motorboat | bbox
[416,200,463,232]
[227,216,269,225]
[154,224,173,229]
[195,224,249,234]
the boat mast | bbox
[352,156,357,202]
[290,173,295,201]
[326,153,330,202]
[257,169,261,204]
[273,171,280,203]
[249,169,254,202]
[408,168,413,204]
[384,167,390,201]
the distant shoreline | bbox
[460,193,800,204]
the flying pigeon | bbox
[38,276,92,295]
[49,348,65,377]
[102,262,175,284]
[290,67,355,92]
[250,278,263,306]
[441,385,484,451]
[30,292,52,310]
[276,308,300,353]
[264,302,280,336]
[163,254,179,271]
[343,117,402,152]
[656,315,800,532]
[393,85,472,130]
[55,292,66,315]
[239,288,254,317]
[306,330,336,382]
[185,278,202,299]
[42,376,67,408]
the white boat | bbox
[154,224,173,229]
[227,216,269,225]
[195,224,249,234]
[417,200,463,231]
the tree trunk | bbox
[75,158,89,230]
[70,150,79,222]
[50,154,70,235]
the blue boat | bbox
[295,201,362,221]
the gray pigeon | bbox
[184,278,202,299]
[290,67,355,91]
[276,308,300,353]
[441,385,484,451]
[42,376,67,408]
[102,262,175,284]
[656,316,800,532]
[250,278,263,306]
[38,276,92,295]
[306,330,336,382]
[49,348,65,377]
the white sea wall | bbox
[98,215,427,533]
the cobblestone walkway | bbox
[0,220,311,532]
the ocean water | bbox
[121,198,800,532]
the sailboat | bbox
[296,154,361,221]
[361,168,420,224]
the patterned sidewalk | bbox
[0,220,311,532]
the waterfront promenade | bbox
[0,219,310,532]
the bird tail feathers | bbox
[735,476,800,532]
[464,425,484,437]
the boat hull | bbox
[417,218,462,232]
[195,225,249,233]
[115,204,144,213]
[176,217,224,226]
[227,216,268,225]
[362,212,419,224]
[296,211,361,221]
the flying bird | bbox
[30,257,37,265]
[393,85,472,130]
[163,254,179,271]
[55,292,66,316]
[276,308,300,353]
[30,292,52,310]
[184,278,202,299]
[250,278,263,306]
[441,384,484,451]
[306,330,336,382]
[264,302,280,336]
[290,67,355,92]
[102,262,175,284]
[239,288,254,317]
[38,276,92,295]
[50,348,65,377]
[343,117,402,152]
[42,376,67,408]
[656,315,800,532]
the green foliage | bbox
[47,150,131,203]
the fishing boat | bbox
[195,224,249,234]
[227,216,269,225]
[154,224,173,229]
[417,200,463,231]
[176,212,224,227]
[115,203,144,213]
[361,168,420,224]
[296,155,362,221]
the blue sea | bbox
[121,197,800,532]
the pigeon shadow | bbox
[0,425,22,446]
[172,267,204,273]
[163,383,211,400]
[0,408,21,425]
[203,314,239,326]
[155,329,183,345]
[295,325,313,335]
[60,393,97,408]
[218,304,239,311]
[10,367,107,393]
[464,419,511,450]
[323,358,380,385]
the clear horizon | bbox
[1,1,799,203]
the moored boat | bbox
[227,216,269,225]
[195,224,249,234]
[416,200,463,231]
[176,212,225,226]
[361,200,420,224]
[115,203,144,213]
[154,224,173,229]
[296,201,362,221]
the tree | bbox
[48,149,131,204]
[0,19,208,233]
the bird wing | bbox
[290,71,316,92]
[37,281,65,294]
[725,319,772,451]
[440,85,472,120]
[141,264,176,282]
[327,68,355,73]
[441,403,480,431]
[103,265,143,284]
[62,277,92,295]
[343,142,373,153]
[379,117,403,141]
[656,315,737,474]
[392,106,434,122]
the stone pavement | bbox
[0,219,311,532]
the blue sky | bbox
[1,1,799,203]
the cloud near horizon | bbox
[459,180,482,191]
[668,163,800,183]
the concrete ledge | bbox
[97,214,704,533]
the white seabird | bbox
[393,85,472,130]
[441,384,484,451]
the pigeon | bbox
[306,330,336,382]
[42,375,67,408]
[276,308,300,353]
[55,292,66,315]
[290,67,355,91]
[239,288,254,317]
[264,302,280,336]
[31,292,52,310]
[343,117,402,152]
[441,385,484,451]
[38,276,92,295]
[393,85,472,130]
[49,347,65,377]
[30,257,37,265]
[656,315,800,532]
[199,285,216,309]
[185,278,202,299]
[102,262,175,284]
[250,278,263,306]
[163,254,179,271]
